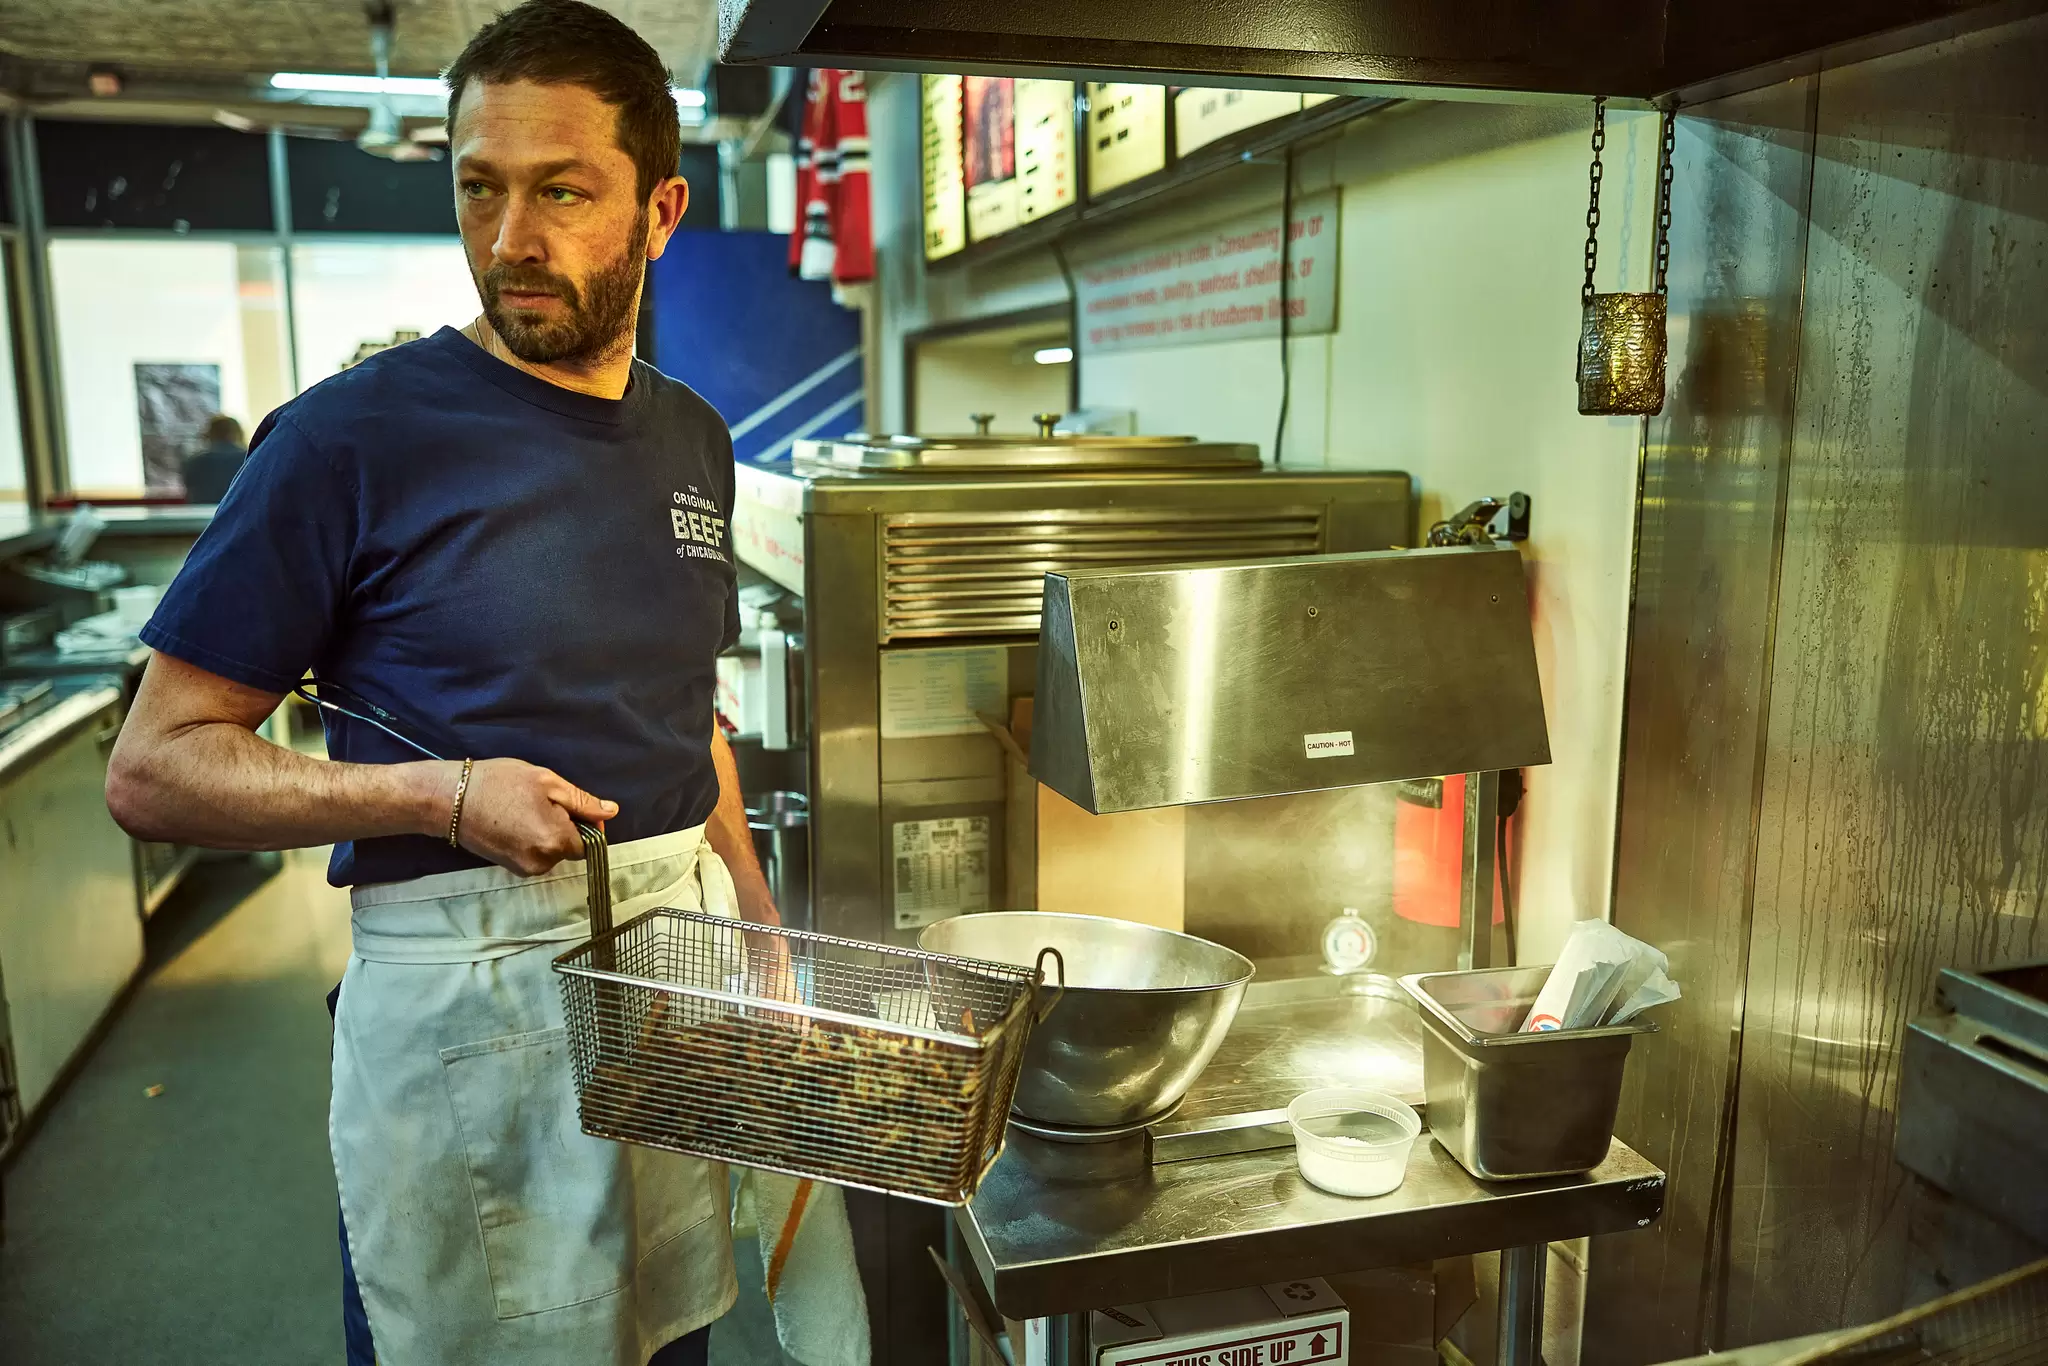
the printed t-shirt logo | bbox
[671,487,729,563]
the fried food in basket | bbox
[563,912,1029,1198]
[582,1001,994,1191]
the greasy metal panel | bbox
[1182,785,1399,963]
[1727,13,2048,1345]
[814,0,1663,70]
[1661,0,2048,91]
[794,18,1660,101]
[1586,77,1818,1364]
[1032,547,1552,813]
[725,0,2046,103]
[805,510,887,944]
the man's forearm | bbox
[108,718,451,850]
[705,729,778,925]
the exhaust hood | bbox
[718,0,2031,105]
[1030,545,1550,814]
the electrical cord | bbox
[1050,234,1082,413]
[1497,769,1525,966]
[1273,144,1294,467]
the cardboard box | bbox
[1090,1278,1349,1366]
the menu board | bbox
[1085,82,1167,196]
[921,73,966,261]
[964,77,1018,241]
[964,77,1076,242]
[1014,79,1076,225]
[1174,88,1304,157]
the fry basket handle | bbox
[577,820,612,937]
[1033,946,1066,1022]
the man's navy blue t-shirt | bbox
[141,326,740,887]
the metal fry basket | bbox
[553,824,1057,1205]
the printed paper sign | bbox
[880,647,1007,738]
[1075,191,1338,354]
[892,817,991,928]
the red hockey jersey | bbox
[789,68,874,285]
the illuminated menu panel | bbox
[964,77,1076,242]
[921,74,966,261]
[964,76,1019,242]
[1085,82,1167,196]
[1014,79,1076,225]
[1174,88,1304,157]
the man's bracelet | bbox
[448,757,475,848]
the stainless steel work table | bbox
[951,972,1668,1365]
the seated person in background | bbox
[181,415,247,504]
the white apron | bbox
[331,826,739,1366]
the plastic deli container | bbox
[1286,1087,1422,1197]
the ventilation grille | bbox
[881,509,1324,640]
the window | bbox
[286,137,458,236]
[0,248,27,503]
[49,240,291,497]
[37,121,273,232]
[289,241,479,389]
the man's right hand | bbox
[454,757,618,876]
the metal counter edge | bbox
[0,684,124,788]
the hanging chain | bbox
[1653,105,1676,296]
[1582,95,1606,307]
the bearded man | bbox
[105,3,769,1362]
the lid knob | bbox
[970,412,994,435]
[1034,412,1062,439]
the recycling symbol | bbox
[1280,1282,1316,1301]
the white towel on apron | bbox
[331,826,739,1366]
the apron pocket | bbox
[441,1027,715,1319]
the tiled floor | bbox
[0,848,788,1364]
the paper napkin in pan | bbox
[1520,919,1680,1032]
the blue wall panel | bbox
[646,229,863,463]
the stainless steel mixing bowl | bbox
[919,912,1255,1130]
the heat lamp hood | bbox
[1028,545,1552,814]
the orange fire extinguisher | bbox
[1391,770,1524,962]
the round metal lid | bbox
[793,434,1261,472]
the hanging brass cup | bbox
[1577,291,1668,416]
[1575,97,1676,418]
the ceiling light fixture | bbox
[271,72,445,98]
[1033,346,1075,365]
[672,88,707,108]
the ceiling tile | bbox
[0,0,720,81]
